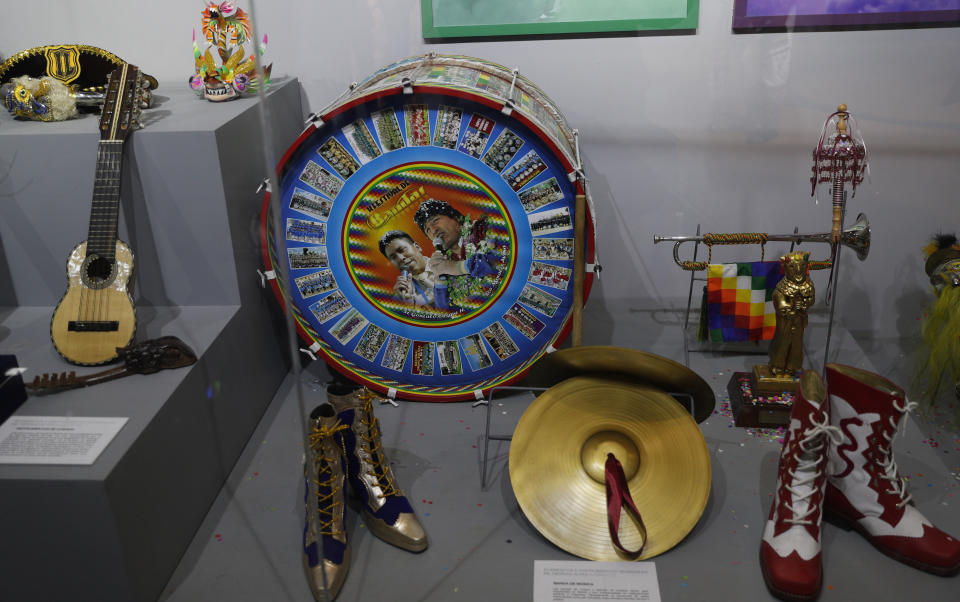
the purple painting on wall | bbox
[733,1,960,29]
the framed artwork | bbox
[421,0,698,39]
[733,1,960,30]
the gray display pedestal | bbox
[0,79,303,602]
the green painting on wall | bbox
[421,0,699,38]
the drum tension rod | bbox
[303,112,324,128]
[502,68,520,116]
[568,129,586,183]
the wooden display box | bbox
[727,370,794,427]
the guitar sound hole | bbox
[80,254,117,289]
[86,256,113,281]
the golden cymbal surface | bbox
[509,375,711,561]
[521,346,716,423]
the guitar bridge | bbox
[68,321,120,332]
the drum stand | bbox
[571,193,586,345]
[476,192,591,489]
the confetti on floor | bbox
[715,393,788,445]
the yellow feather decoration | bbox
[224,47,245,71]
[234,58,255,76]
[204,49,217,75]
[914,285,960,421]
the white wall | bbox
[3,1,958,340]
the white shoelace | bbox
[879,398,919,509]
[785,414,844,526]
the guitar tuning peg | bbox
[68,371,77,382]
[40,374,50,386]
[31,375,41,386]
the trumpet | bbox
[654,213,870,269]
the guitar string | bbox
[104,144,121,333]
[98,144,118,325]
[99,144,112,324]
[79,144,103,322]
[97,144,109,324]
[84,144,103,323]
[79,143,120,325]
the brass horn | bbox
[653,213,870,268]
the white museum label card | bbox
[0,416,128,465]
[534,560,661,602]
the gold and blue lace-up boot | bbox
[303,403,351,601]
[327,383,428,552]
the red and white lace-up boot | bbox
[824,363,960,576]
[761,371,842,601]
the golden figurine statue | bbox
[754,251,815,393]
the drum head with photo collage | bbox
[261,73,594,401]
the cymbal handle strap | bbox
[604,452,647,558]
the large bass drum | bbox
[261,54,595,401]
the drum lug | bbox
[401,76,414,95]
[303,112,324,128]
[299,342,322,362]
[256,269,276,288]
[501,98,515,116]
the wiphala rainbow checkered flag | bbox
[698,262,784,342]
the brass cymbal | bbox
[521,346,716,423]
[509,375,711,561]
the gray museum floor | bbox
[158,306,960,602]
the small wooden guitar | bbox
[51,64,146,365]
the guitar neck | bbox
[85,140,125,261]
